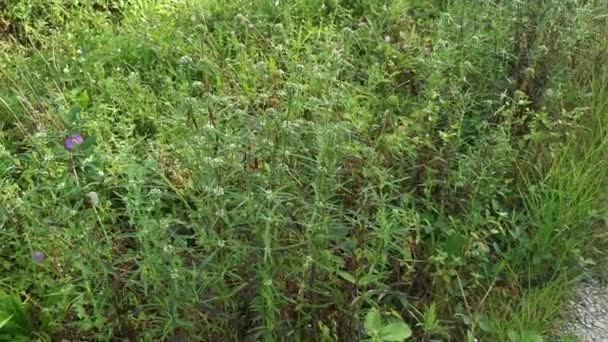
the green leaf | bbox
[0,314,14,329]
[507,330,543,342]
[364,309,382,334]
[62,105,81,125]
[79,135,97,150]
[0,291,28,335]
[522,331,543,342]
[380,320,412,341]
[444,232,463,256]
[75,91,90,109]
[477,316,494,333]
[337,271,356,284]
[358,274,376,286]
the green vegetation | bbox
[1,0,607,340]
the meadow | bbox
[1,0,608,340]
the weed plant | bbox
[1,0,607,340]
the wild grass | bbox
[0,0,607,340]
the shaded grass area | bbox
[1,0,607,340]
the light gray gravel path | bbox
[565,278,608,341]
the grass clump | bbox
[1,0,607,340]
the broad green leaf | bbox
[364,309,382,334]
[477,316,494,333]
[444,232,463,256]
[79,135,97,150]
[337,271,356,284]
[380,321,412,341]
[64,105,81,124]
[75,91,90,109]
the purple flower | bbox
[32,250,45,264]
[65,134,84,150]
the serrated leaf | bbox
[380,320,412,341]
[364,309,382,334]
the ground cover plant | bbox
[1,0,607,340]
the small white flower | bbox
[179,55,193,65]
[213,186,225,196]
[217,240,226,248]
[192,81,203,88]
[149,188,163,198]
[170,269,180,279]
[63,66,70,74]
[34,131,47,139]
[76,48,83,54]
[384,35,391,43]
[163,244,174,254]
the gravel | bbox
[565,277,608,341]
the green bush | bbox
[1,0,607,340]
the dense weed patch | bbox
[1,0,607,340]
